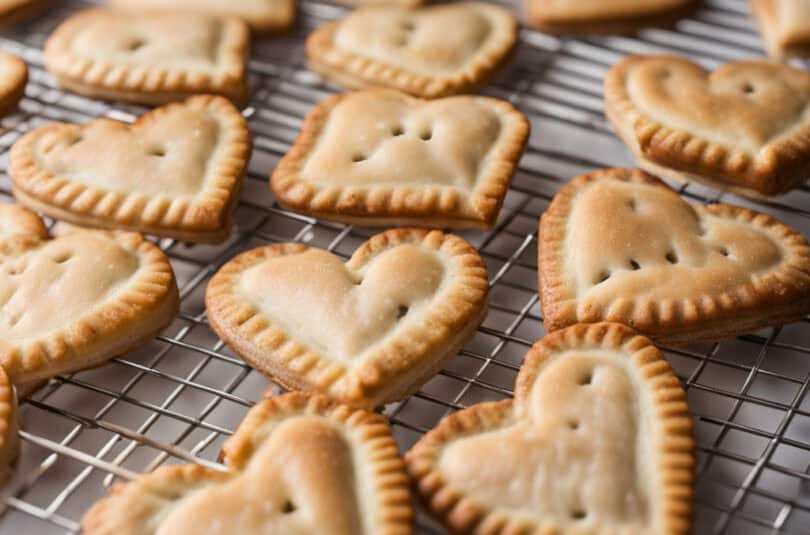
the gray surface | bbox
[0,0,810,533]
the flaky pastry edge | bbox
[0,51,26,118]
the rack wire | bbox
[0,0,810,533]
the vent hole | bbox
[596,270,610,284]
[568,420,579,430]
[579,373,593,386]
[420,130,432,141]
[665,251,678,264]
[627,199,636,211]
[397,306,409,319]
[391,126,404,136]
[572,509,587,520]
[53,253,72,264]
[9,313,21,327]
[352,153,366,163]
[148,146,166,157]
[742,83,754,94]
[629,259,640,271]
[127,38,145,51]
[719,247,730,257]
[401,20,415,31]
[282,500,296,514]
[69,136,82,146]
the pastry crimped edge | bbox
[405,322,695,535]
[0,0,45,24]
[0,219,179,385]
[305,2,518,99]
[537,168,810,345]
[81,391,414,535]
[604,54,810,197]
[43,8,250,106]
[9,95,250,243]
[205,228,489,409]
[0,364,18,487]
[270,89,530,229]
[525,0,695,34]
[0,51,26,118]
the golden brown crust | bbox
[305,2,517,99]
[9,95,250,243]
[0,204,179,385]
[270,89,529,229]
[43,8,250,106]
[750,0,810,59]
[82,392,414,535]
[0,364,18,488]
[0,51,26,118]
[405,322,694,535]
[205,228,488,408]
[0,0,45,24]
[537,168,810,344]
[525,0,695,33]
[107,0,295,34]
[604,55,810,197]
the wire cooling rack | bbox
[1,0,810,533]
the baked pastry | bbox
[0,51,26,117]
[306,2,517,98]
[271,89,529,229]
[82,392,414,534]
[44,8,250,106]
[0,203,178,386]
[605,54,810,197]
[406,322,694,535]
[9,95,250,243]
[106,0,295,34]
[750,0,810,59]
[538,167,810,344]
[526,0,694,33]
[206,228,488,408]
[333,0,421,6]
[0,0,45,24]
[0,364,17,488]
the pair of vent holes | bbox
[658,69,755,95]
[352,280,409,319]
[351,128,432,163]
[566,372,593,431]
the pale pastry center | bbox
[34,108,221,197]
[157,417,364,535]
[333,5,493,76]
[0,233,138,340]
[566,180,783,301]
[236,245,444,363]
[66,14,225,70]
[625,59,810,153]
[439,353,651,530]
[301,93,503,188]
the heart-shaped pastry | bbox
[526,0,694,33]
[206,228,488,408]
[406,322,694,535]
[0,51,26,118]
[0,203,178,386]
[43,8,250,106]
[538,168,810,344]
[750,0,810,59]
[9,95,249,243]
[306,2,517,98]
[271,90,529,229]
[0,363,18,488]
[82,392,414,534]
[107,0,295,33]
[605,55,810,197]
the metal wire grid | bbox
[0,0,808,533]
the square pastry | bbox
[306,2,517,98]
[82,392,414,534]
[106,0,295,34]
[750,0,810,58]
[206,228,488,408]
[538,168,810,344]
[44,8,250,105]
[9,96,250,243]
[526,0,694,33]
[605,54,810,197]
[406,322,694,535]
[271,89,529,229]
